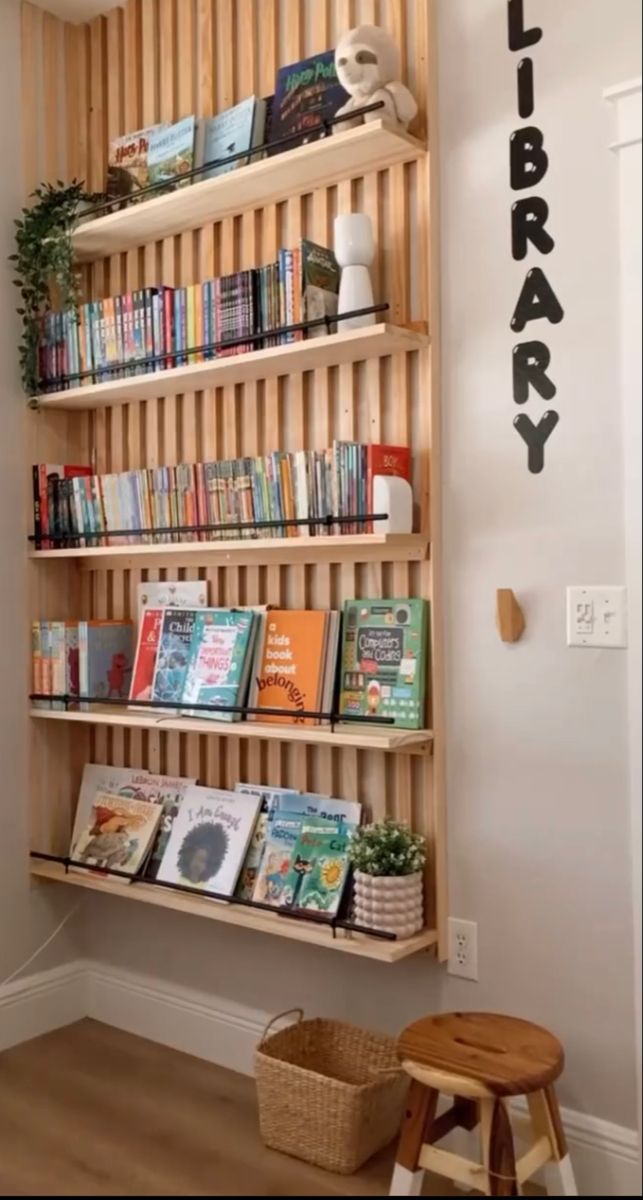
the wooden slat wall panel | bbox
[23,0,444,945]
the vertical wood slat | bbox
[24,0,443,949]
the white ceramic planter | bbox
[353,870,424,938]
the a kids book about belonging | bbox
[268,50,347,154]
[248,610,332,725]
[338,599,429,729]
[181,609,257,721]
[157,786,262,896]
[71,790,161,876]
[282,816,351,915]
[150,608,199,711]
[251,812,302,907]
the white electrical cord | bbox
[1,900,83,989]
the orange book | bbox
[248,610,331,725]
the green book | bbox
[282,816,351,916]
[338,599,429,730]
[181,608,257,721]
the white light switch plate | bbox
[567,586,627,648]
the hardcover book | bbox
[142,775,197,880]
[71,789,162,876]
[129,608,164,704]
[338,598,429,729]
[366,444,411,532]
[106,124,167,199]
[71,763,151,853]
[248,609,334,725]
[150,608,200,711]
[156,786,262,896]
[282,816,352,915]
[182,609,257,721]
[300,239,340,337]
[198,96,267,179]
[148,116,196,188]
[268,51,347,155]
[251,812,303,906]
[78,620,134,709]
[136,580,208,623]
[233,784,300,899]
[274,791,361,831]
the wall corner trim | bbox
[604,78,642,151]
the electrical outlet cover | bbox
[447,917,478,981]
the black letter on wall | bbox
[508,0,543,51]
[512,342,557,404]
[514,411,559,474]
[512,197,555,260]
[517,58,534,118]
[511,268,564,332]
[511,126,549,190]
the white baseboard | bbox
[0,960,86,1052]
[2,958,640,1196]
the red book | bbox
[129,608,163,704]
[366,444,411,533]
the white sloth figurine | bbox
[333,25,418,133]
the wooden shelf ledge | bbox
[29,532,429,571]
[29,705,433,754]
[31,862,437,963]
[72,122,426,261]
[34,324,429,411]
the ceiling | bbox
[30,1,117,21]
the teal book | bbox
[282,816,351,915]
[338,599,429,730]
[197,96,267,179]
[233,784,300,900]
[148,116,196,188]
[181,608,257,721]
[251,812,302,907]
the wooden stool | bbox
[390,1013,577,1197]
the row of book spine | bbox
[32,443,409,547]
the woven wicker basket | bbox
[255,1009,409,1175]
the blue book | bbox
[181,608,257,722]
[78,620,134,711]
[268,51,348,156]
[197,97,267,180]
[150,608,200,712]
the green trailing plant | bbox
[349,818,426,877]
[9,179,103,398]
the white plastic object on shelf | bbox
[372,475,413,534]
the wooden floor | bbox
[0,1020,458,1197]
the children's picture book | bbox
[129,607,163,704]
[156,786,262,896]
[71,790,161,876]
[150,608,199,711]
[106,124,167,199]
[136,580,208,625]
[282,816,351,915]
[78,620,134,709]
[141,775,196,880]
[71,763,151,854]
[247,609,334,725]
[197,96,267,179]
[181,609,257,721]
[268,51,347,154]
[300,239,340,336]
[338,599,429,729]
[148,116,196,188]
[274,791,361,831]
[251,812,303,907]
[233,784,300,900]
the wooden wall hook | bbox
[496,589,526,643]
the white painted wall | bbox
[0,0,77,996]
[80,0,642,1142]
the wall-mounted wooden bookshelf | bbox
[72,121,426,261]
[30,704,433,754]
[24,0,445,961]
[29,532,429,571]
[31,860,438,963]
[34,323,427,410]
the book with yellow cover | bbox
[247,609,336,725]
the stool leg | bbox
[527,1087,578,1197]
[389,1080,438,1196]
[479,1098,518,1196]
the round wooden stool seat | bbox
[397,1012,565,1098]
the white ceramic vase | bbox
[334,213,376,330]
[353,870,424,938]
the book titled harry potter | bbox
[267,51,347,155]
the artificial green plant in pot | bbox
[349,818,426,938]
[10,179,102,399]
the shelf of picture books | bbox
[29,444,427,570]
[74,79,425,261]
[29,763,437,963]
[30,589,433,755]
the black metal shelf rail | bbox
[82,101,388,221]
[29,511,390,548]
[30,850,397,943]
[29,691,395,729]
[37,303,390,393]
